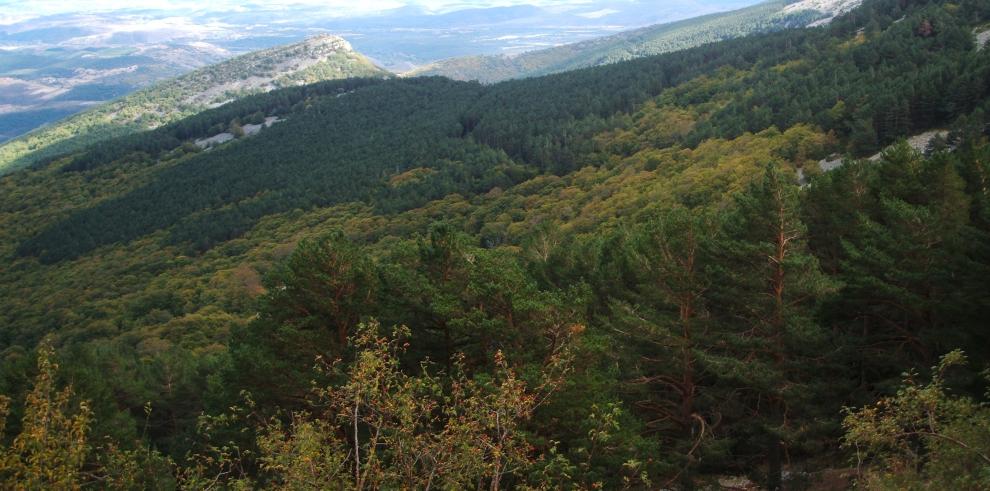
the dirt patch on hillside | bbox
[976,28,990,51]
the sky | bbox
[0,0,610,20]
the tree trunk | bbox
[767,436,782,491]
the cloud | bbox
[576,8,618,18]
[0,0,594,18]
[1,0,406,19]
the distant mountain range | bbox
[0,43,232,143]
[0,35,385,175]
[0,1,759,143]
[409,0,862,82]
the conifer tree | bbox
[829,145,974,374]
[705,164,835,489]
[226,231,377,410]
[611,205,716,480]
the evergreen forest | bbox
[1,0,989,488]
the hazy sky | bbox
[1,0,614,19]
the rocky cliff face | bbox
[785,0,863,26]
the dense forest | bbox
[1,0,989,488]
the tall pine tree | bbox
[705,164,836,489]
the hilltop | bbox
[408,0,859,83]
[0,35,388,176]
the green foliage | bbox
[17,77,522,262]
[273,322,551,490]
[415,0,820,83]
[227,232,377,409]
[183,321,581,490]
[608,205,714,479]
[807,143,990,387]
[18,0,987,265]
[264,231,376,346]
[706,164,838,486]
[843,350,990,489]
[0,341,91,489]
[0,0,989,487]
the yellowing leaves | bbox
[0,342,91,490]
[596,102,698,154]
[387,167,436,188]
[838,31,867,50]
[770,59,807,73]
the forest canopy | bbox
[0,0,989,488]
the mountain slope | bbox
[408,0,851,83]
[0,42,233,144]
[1,0,990,486]
[0,35,388,176]
[10,0,988,266]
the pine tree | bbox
[226,231,378,410]
[705,164,835,489]
[849,116,879,156]
[829,144,973,377]
[611,205,716,479]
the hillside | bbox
[408,0,850,83]
[0,42,232,144]
[1,0,989,488]
[0,35,388,176]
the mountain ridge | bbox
[407,0,860,83]
[0,34,387,176]
[1,0,989,487]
